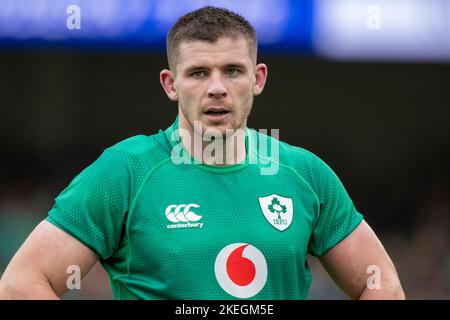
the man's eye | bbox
[191,71,206,78]
[226,69,240,77]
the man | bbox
[0,6,404,300]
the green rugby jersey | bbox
[46,117,363,300]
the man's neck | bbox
[178,115,247,166]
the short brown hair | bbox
[166,6,257,70]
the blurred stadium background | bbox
[0,0,449,299]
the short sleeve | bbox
[307,155,363,257]
[46,147,130,260]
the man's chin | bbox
[191,118,244,138]
[202,124,232,138]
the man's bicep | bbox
[2,220,99,297]
[318,219,401,299]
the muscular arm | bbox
[0,220,98,299]
[319,219,405,300]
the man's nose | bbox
[207,74,227,98]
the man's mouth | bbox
[203,107,230,121]
[204,107,230,115]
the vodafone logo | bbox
[214,243,267,298]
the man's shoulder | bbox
[101,131,171,165]
[250,128,320,166]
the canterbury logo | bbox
[165,204,202,223]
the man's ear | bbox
[253,63,268,96]
[160,69,178,101]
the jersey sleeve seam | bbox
[45,214,104,260]
[311,212,364,257]
[120,156,173,281]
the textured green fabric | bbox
[47,117,363,300]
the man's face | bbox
[164,36,266,136]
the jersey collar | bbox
[163,116,254,173]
